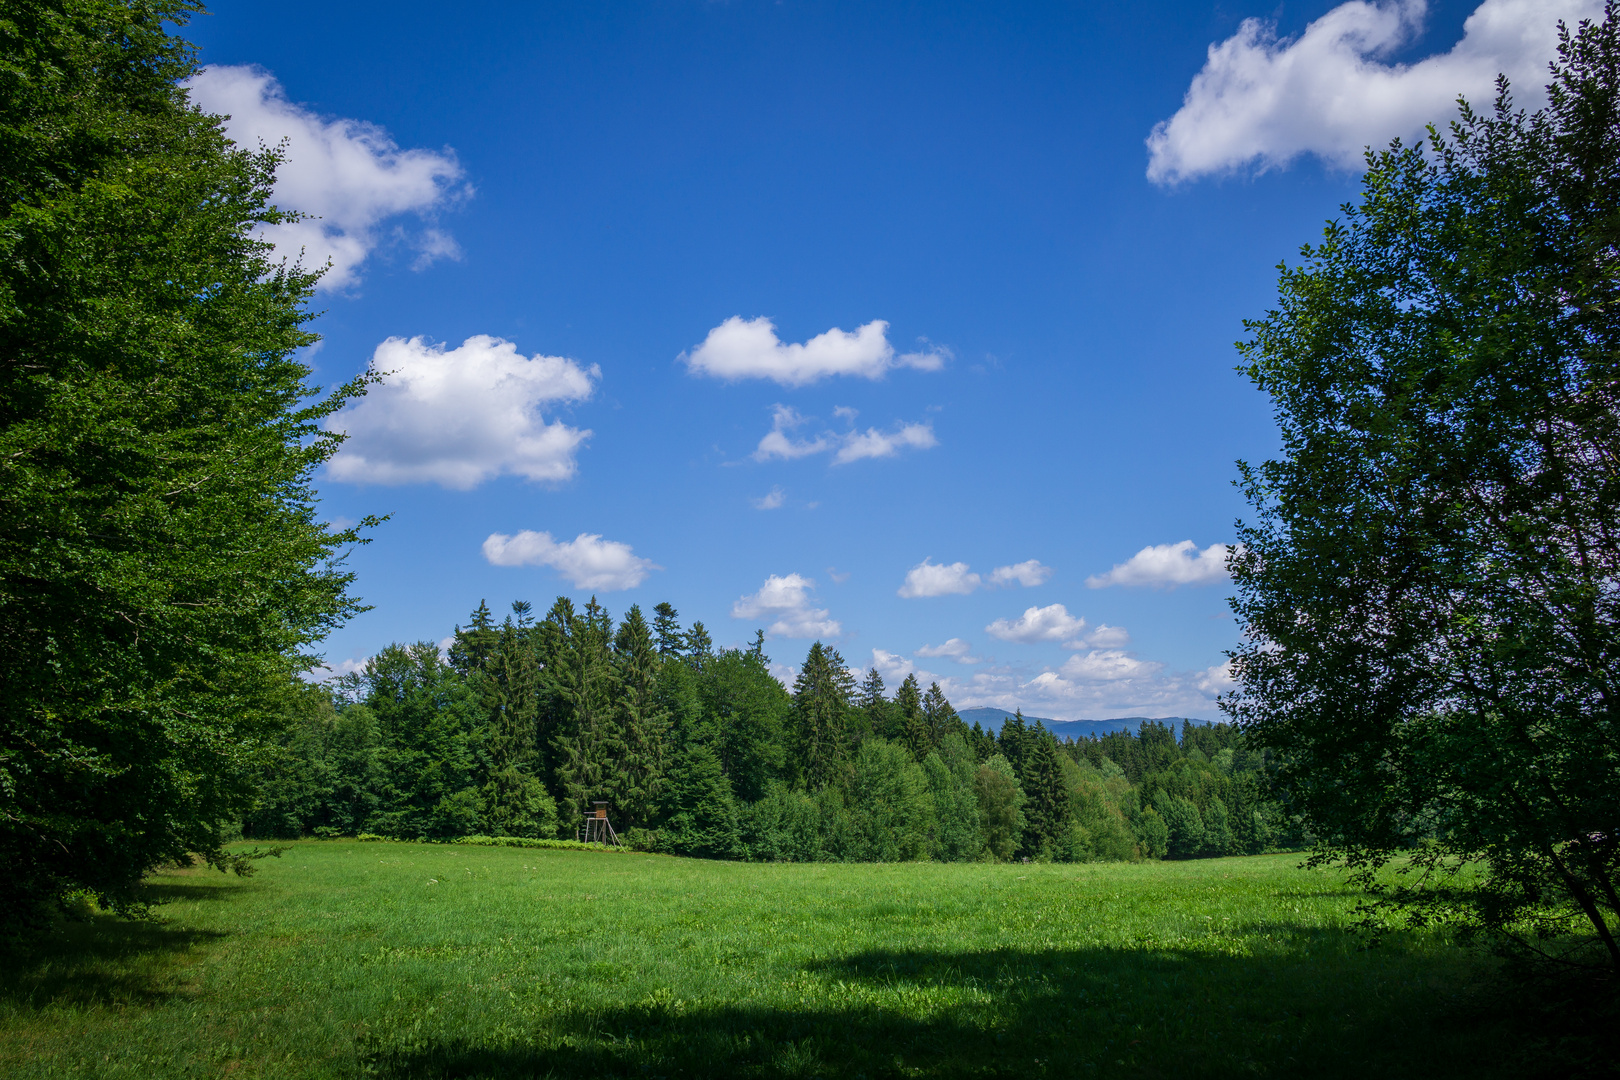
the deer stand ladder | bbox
[579,802,620,846]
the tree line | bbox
[248,597,1301,862]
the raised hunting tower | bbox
[579,801,620,846]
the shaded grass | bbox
[0,843,1525,1077]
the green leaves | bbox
[1229,5,1620,971]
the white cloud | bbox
[1084,624,1131,648]
[1059,650,1165,682]
[753,486,786,510]
[185,65,467,290]
[753,406,938,466]
[482,531,658,591]
[1197,659,1239,695]
[683,316,947,386]
[898,559,981,598]
[731,573,842,639]
[988,559,1053,587]
[324,335,597,489]
[916,638,982,664]
[1086,541,1233,589]
[1146,0,1599,183]
[834,423,939,464]
[986,603,1089,645]
[305,655,369,682]
[898,557,1050,598]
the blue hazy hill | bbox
[956,707,1205,742]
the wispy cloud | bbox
[898,558,1052,598]
[752,405,938,466]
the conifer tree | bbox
[653,602,684,659]
[922,682,960,746]
[551,598,624,828]
[610,604,669,827]
[1017,726,1071,859]
[685,620,714,670]
[448,600,499,675]
[895,674,930,761]
[790,642,855,789]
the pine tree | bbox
[611,604,669,827]
[652,602,683,660]
[895,674,930,761]
[922,682,961,746]
[685,620,714,670]
[448,600,499,675]
[551,598,624,829]
[790,642,855,789]
[1018,725,1071,859]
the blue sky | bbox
[184,0,1595,719]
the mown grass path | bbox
[1,843,1511,1078]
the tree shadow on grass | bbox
[358,929,1525,1080]
[0,881,236,1010]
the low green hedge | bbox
[449,835,631,853]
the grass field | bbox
[0,842,1524,1078]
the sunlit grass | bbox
[0,842,1514,1078]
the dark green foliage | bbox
[789,642,855,790]
[1228,6,1620,970]
[0,0,374,926]
[249,592,1293,868]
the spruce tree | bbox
[1018,726,1071,859]
[922,682,961,746]
[551,598,624,829]
[895,674,930,761]
[610,604,669,827]
[790,642,855,789]
[652,602,684,659]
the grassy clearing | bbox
[1,843,1514,1078]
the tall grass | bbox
[1,842,1516,1077]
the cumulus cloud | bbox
[482,531,658,591]
[916,638,982,664]
[683,317,947,386]
[752,406,938,466]
[1147,0,1600,183]
[324,335,597,489]
[988,559,1053,587]
[986,603,1089,645]
[1086,541,1233,589]
[898,557,1051,598]
[753,486,786,510]
[185,65,467,290]
[898,559,981,598]
[732,573,842,639]
[1085,624,1131,648]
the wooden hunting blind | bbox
[580,801,620,845]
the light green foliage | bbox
[0,842,1527,1078]
[922,733,983,862]
[840,738,934,862]
[974,755,1025,862]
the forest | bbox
[249,597,1301,863]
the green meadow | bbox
[1,843,1520,1079]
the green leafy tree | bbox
[843,738,934,862]
[923,733,984,862]
[700,647,790,803]
[975,755,1025,861]
[1228,7,1620,970]
[0,0,375,924]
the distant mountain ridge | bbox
[956,707,1207,741]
